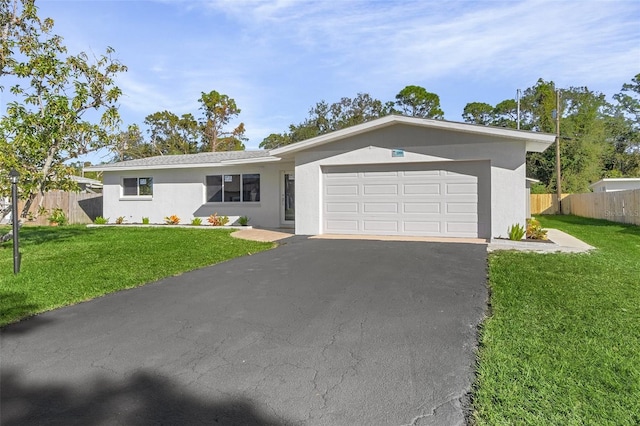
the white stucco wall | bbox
[102,161,292,228]
[291,124,527,239]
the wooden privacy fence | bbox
[531,190,640,226]
[18,191,103,225]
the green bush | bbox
[507,223,525,240]
[191,217,203,226]
[142,217,150,224]
[47,208,67,226]
[94,216,109,225]
[238,216,250,226]
[526,218,548,240]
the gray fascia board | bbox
[270,115,556,156]
[85,156,281,172]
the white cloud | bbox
[33,0,640,150]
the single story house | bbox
[589,178,640,193]
[86,115,555,239]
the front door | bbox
[281,171,295,226]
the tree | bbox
[394,85,444,119]
[0,0,127,220]
[463,78,628,192]
[259,93,391,149]
[111,124,154,161]
[144,111,199,155]
[259,132,291,150]
[605,73,640,176]
[462,102,493,125]
[198,90,246,152]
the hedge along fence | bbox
[17,191,103,225]
[531,189,640,226]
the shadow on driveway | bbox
[2,367,287,426]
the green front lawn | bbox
[0,226,273,326]
[473,215,640,425]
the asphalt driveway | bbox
[1,237,487,425]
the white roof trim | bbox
[270,115,555,156]
[589,177,640,188]
[87,156,281,172]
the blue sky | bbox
[35,0,640,163]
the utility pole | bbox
[555,89,562,214]
[516,89,521,130]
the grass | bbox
[0,226,274,326]
[472,215,640,425]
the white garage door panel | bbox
[363,220,398,232]
[323,166,478,237]
[363,184,398,195]
[403,221,441,232]
[363,203,398,213]
[403,202,440,213]
[326,219,359,231]
[404,184,440,194]
[326,184,359,196]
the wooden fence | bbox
[18,191,103,225]
[531,190,640,226]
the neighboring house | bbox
[70,175,103,193]
[86,115,555,239]
[589,178,640,193]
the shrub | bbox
[48,208,67,226]
[191,217,203,226]
[164,215,180,225]
[238,216,250,226]
[526,218,548,240]
[207,213,229,226]
[507,223,525,241]
[115,216,126,225]
[94,216,109,225]
[142,217,150,224]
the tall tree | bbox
[605,73,640,176]
[394,85,444,119]
[462,78,631,191]
[111,124,153,161]
[462,102,493,125]
[259,93,391,149]
[198,90,246,152]
[144,111,199,155]
[0,0,126,219]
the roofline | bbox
[270,115,556,156]
[589,177,640,187]
[85,156,281,172]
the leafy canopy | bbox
[0,0,127,219]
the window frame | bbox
[205,173,260,203]
[121,177,153,198]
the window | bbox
[123,177,153,197]
[206,174,260,203]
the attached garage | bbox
[323,163,479,237]
[270,115,555,239]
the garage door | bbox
[323,165,478,237]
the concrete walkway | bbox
[488,229,595,253]
[232,228,594,253]
[231,228,295,242]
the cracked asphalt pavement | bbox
[1,237,487,425]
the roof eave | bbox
[85,156,281,172]
[270,115,556,156]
